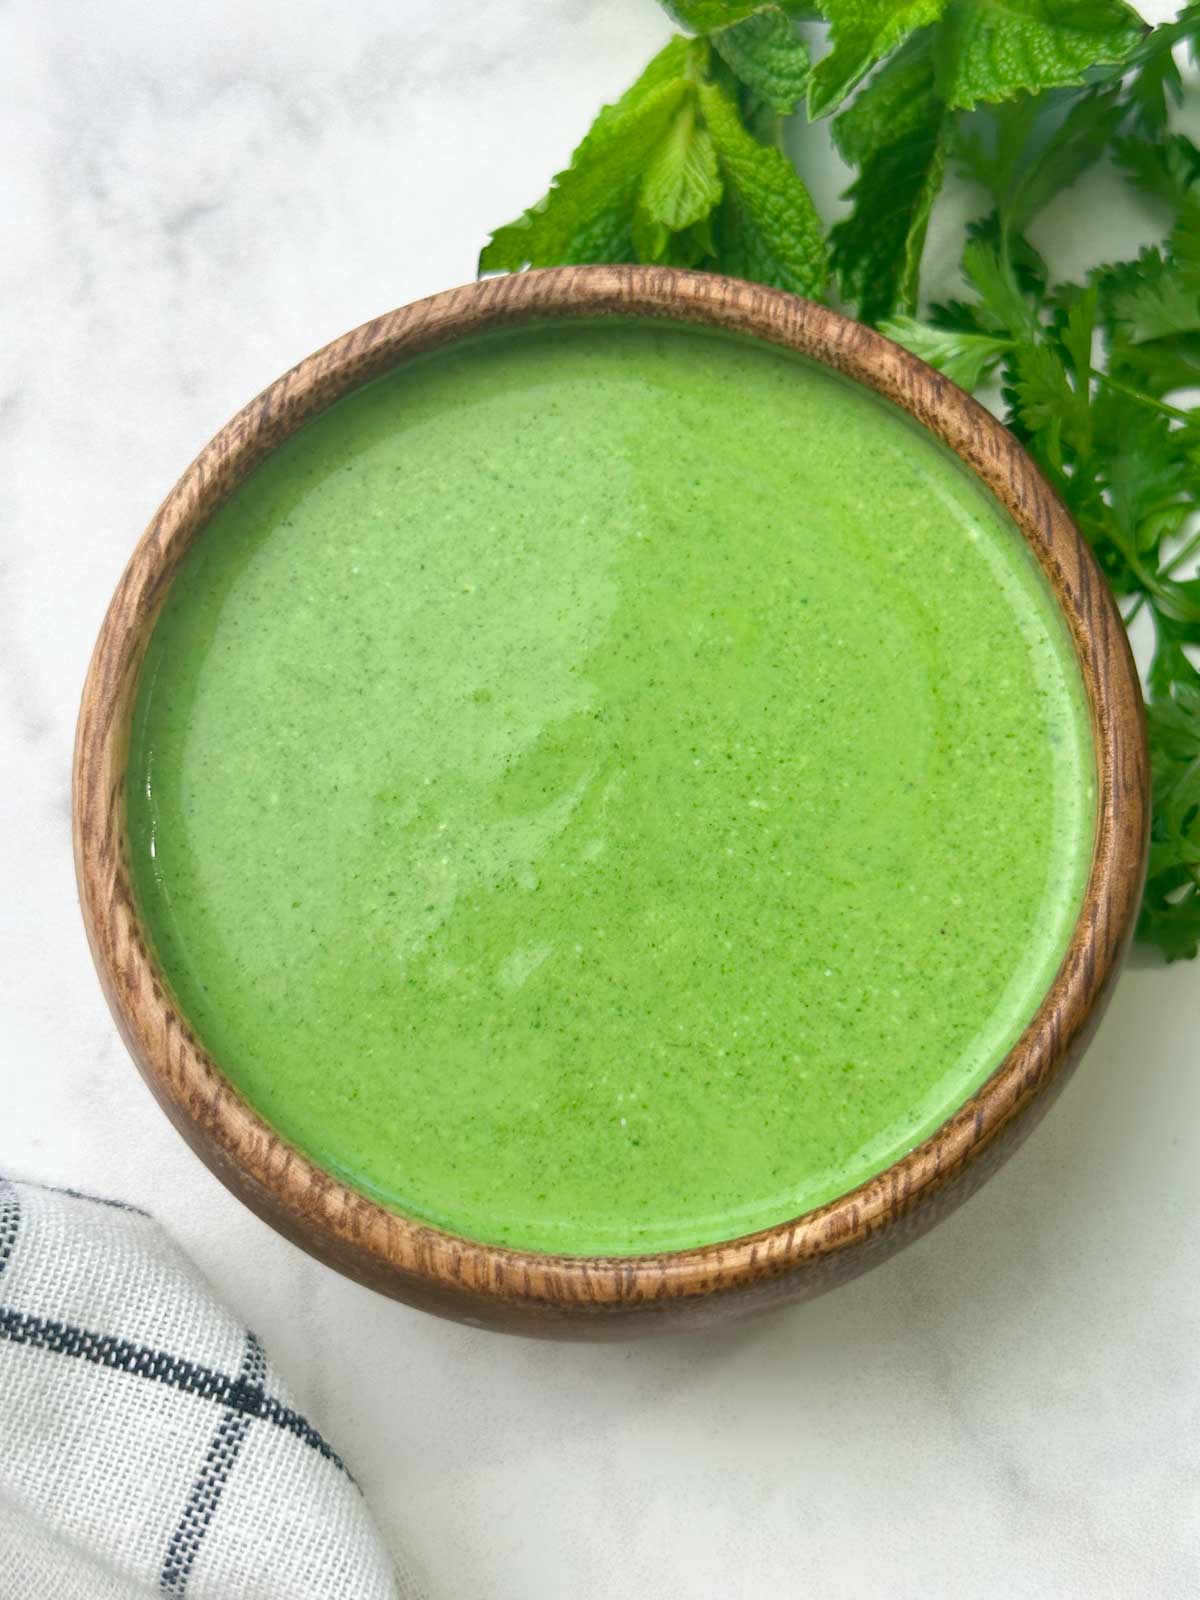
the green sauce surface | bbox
[128,322,1095,1255]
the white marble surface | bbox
[3,2,1199,1594]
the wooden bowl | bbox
[74,266,1149,1337]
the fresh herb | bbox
[479,9,824,287]
[481,2,1200,959]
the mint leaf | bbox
[480,2,1200,960]
[830,119,947,319]
[933,0,1147,111]
[832,33,939,164]
[662,0,820,29]
[479,44,691,272]
[830,34,951,320]
[808,0,949,120]
[588,36,695,131]
[712,6,811,113]
[699,76,826,294]
[663,0,776,29]
[634,98,723,260]
[647,212,722,267]
[879,314,1013,388]
[663,0,819,24]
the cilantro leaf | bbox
[1114,131,1200,209]
[961,237,1042,337]
[699,75,827,294]
[956,85,1126,239]
[712,6,811,113]
[933,0,1147,112]
[1006,339,1090,471]
[1099,400,1191,553]
[480,2,1200,960]
[1115,334,1200,396]
[1100,248,1200,346]
[1125,27,1184,134]
[1121,2,1200,134]
[808,0,949,120]
[1055,281,1096,382]
[1170,197,1200,278]
[879,314,1014,388]
[479,42,692,272]
[1139,881,1200,962]
[1141,677,1200,960]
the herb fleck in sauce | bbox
[128,324,1094,1255]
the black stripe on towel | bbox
[0,1181,19,1280]
[160,1331,268,1595]
[0,1308,346,1474]
[23,1178,151,1217]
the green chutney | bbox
[128,322,1095,1256]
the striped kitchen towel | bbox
[0,1176,422,1599]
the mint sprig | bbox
[699,72,827,293]
[712,6,812,112]
[932,0,1148,110]
[479,40,693,272]
[479,15,826,289]
[480,1,1200,959]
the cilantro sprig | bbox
[481,1,1200,960]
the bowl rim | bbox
[72,264,1149,1320]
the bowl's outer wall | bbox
[73,266,1150,1337]
[124,991,1114,1340]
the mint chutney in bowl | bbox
[74,267,1148,1335]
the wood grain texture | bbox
[73,266,1149,1337]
